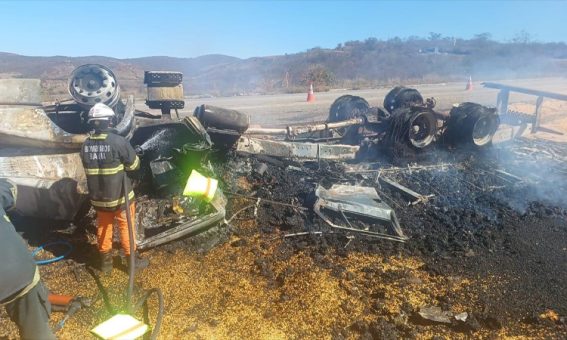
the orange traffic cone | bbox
[465,76,473,91]
[306,82,315,102]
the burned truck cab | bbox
[0,64,226,250]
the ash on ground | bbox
[215,137,567,337]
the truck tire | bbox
[328,95,370,122]
[444,103,500,148]
[383,86,424,113]
[386,107,437,149]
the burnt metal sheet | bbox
[236,137,359,160]
[317,185,393,221]
[136,191,227,250]
[0,153,88,220]
[0,107,86,148]
[0,153,86,190]
[314,184,407,242]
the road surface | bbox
[178,77,567,126]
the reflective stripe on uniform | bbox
[3,214,10,222]
[84,164,124,175]
[125,156,140,171]
[91,190,135,208]
[89,134,108,140]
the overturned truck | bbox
[0,64,500,248]
[0,64,225,249]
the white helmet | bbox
[88,103,115,122]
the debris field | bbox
[1,134,566,339]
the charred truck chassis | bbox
[197,86,500,161]
[321,87,500,152]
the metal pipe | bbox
[244,127,288,135]
[292,118,365,135]
[483,82,567,102]
[225,191,308,210]
[378,177,424,202]
[0,102,43,106]
[244,118,365,136]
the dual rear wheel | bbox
[444,102,500,148]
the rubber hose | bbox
[144,289,164,340]
[123,172,135,310]
[31,240,73,265]
[132,288,164,340]
[123,175,163,339]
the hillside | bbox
[1,35,566,99]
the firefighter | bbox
[81,103,148,273]
[0,178,56,340]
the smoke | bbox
[189,60,267,96]
[384,130,567,227]
[487,138,567,214]
[468,54,558,81]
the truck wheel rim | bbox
[408,111,435,148]
[472,115,495,146]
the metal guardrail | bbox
[482,82,567,135]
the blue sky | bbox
[1,0,566,59]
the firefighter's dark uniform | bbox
[0,179,56,340]
[80,130,140,256]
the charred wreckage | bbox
[0,64,502,248]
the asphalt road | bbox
[180,77,567,126]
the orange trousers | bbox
[96,203,137,255]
